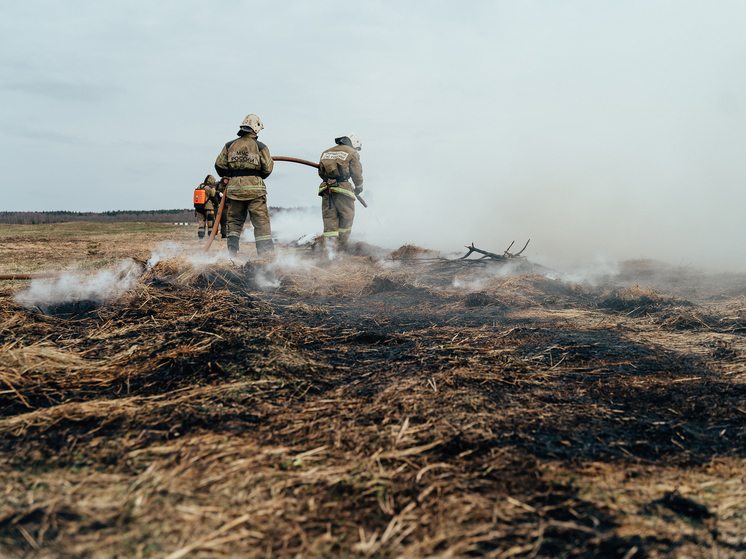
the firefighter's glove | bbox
[354,187,363,196]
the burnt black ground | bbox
[2,255,745,557]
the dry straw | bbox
[1,246,745,557]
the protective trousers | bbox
[197,210,214,239]
[321,191,355,249]
[226,196,274,256]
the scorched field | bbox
[1,222,745,558]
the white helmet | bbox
[240,114,264,134]
[346,132,362,151]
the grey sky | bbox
[2,1,745,270]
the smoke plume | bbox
[14,260,143,313]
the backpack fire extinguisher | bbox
[194,187,207,212]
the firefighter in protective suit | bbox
[195,175,218,239]
[214,114,274,257]
[318,133,363,250]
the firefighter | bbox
[318,133,364,250]
[214,114,274,257]
[195,175,218,239]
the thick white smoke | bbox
[533,255,621,286]
[239,207,321,247]
[253,249,315,290]
[14,241,239,312]
[14,260,143,312]
[147,240,235,268]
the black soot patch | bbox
[464,292,493,307]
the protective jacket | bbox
[317,144,363,199]
[215,133,273,201]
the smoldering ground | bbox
[13,259,143,315]
[10,209,746,315]
[2,228,746,557]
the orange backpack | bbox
[194,188,207,211]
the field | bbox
[1,222,745,558]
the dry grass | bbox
[0,223,197,276]
[389,244,439,262]
[278,257,383,298]
[1,226,745,558]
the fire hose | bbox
[271,157,368,207]
[201,155,368,252]
[201,188,227,253]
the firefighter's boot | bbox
[227,236,239,258]
[256,238,275,258]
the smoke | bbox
[147,240,237,268]
[146,240,185,268]
[253,249,313,290]
[14,259,143,312]
[451,260,538,292]
[299,4,746,274]
[533,255,621,287]
[146,237,322,291]
[269,208,321,245]
[14,240,243,312]
[237,208,321,247]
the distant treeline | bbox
[0,210,198,225]
[0,210,199,225]
[0,207,305,225]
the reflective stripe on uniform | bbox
[255,234,272,241]
[230,164,260,170]
[227,232,241,238]
[338,227,352,233]
[318,185,356,199]
[324,231,339,237]
[331,187,356,199]
[227,185,266,190]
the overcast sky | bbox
[2,1,746,270]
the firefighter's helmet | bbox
[204,174,216,186]
[335,133,362,151]
[240,114,264,134]
[346,133,362,151]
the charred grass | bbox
[1,232,745,558]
